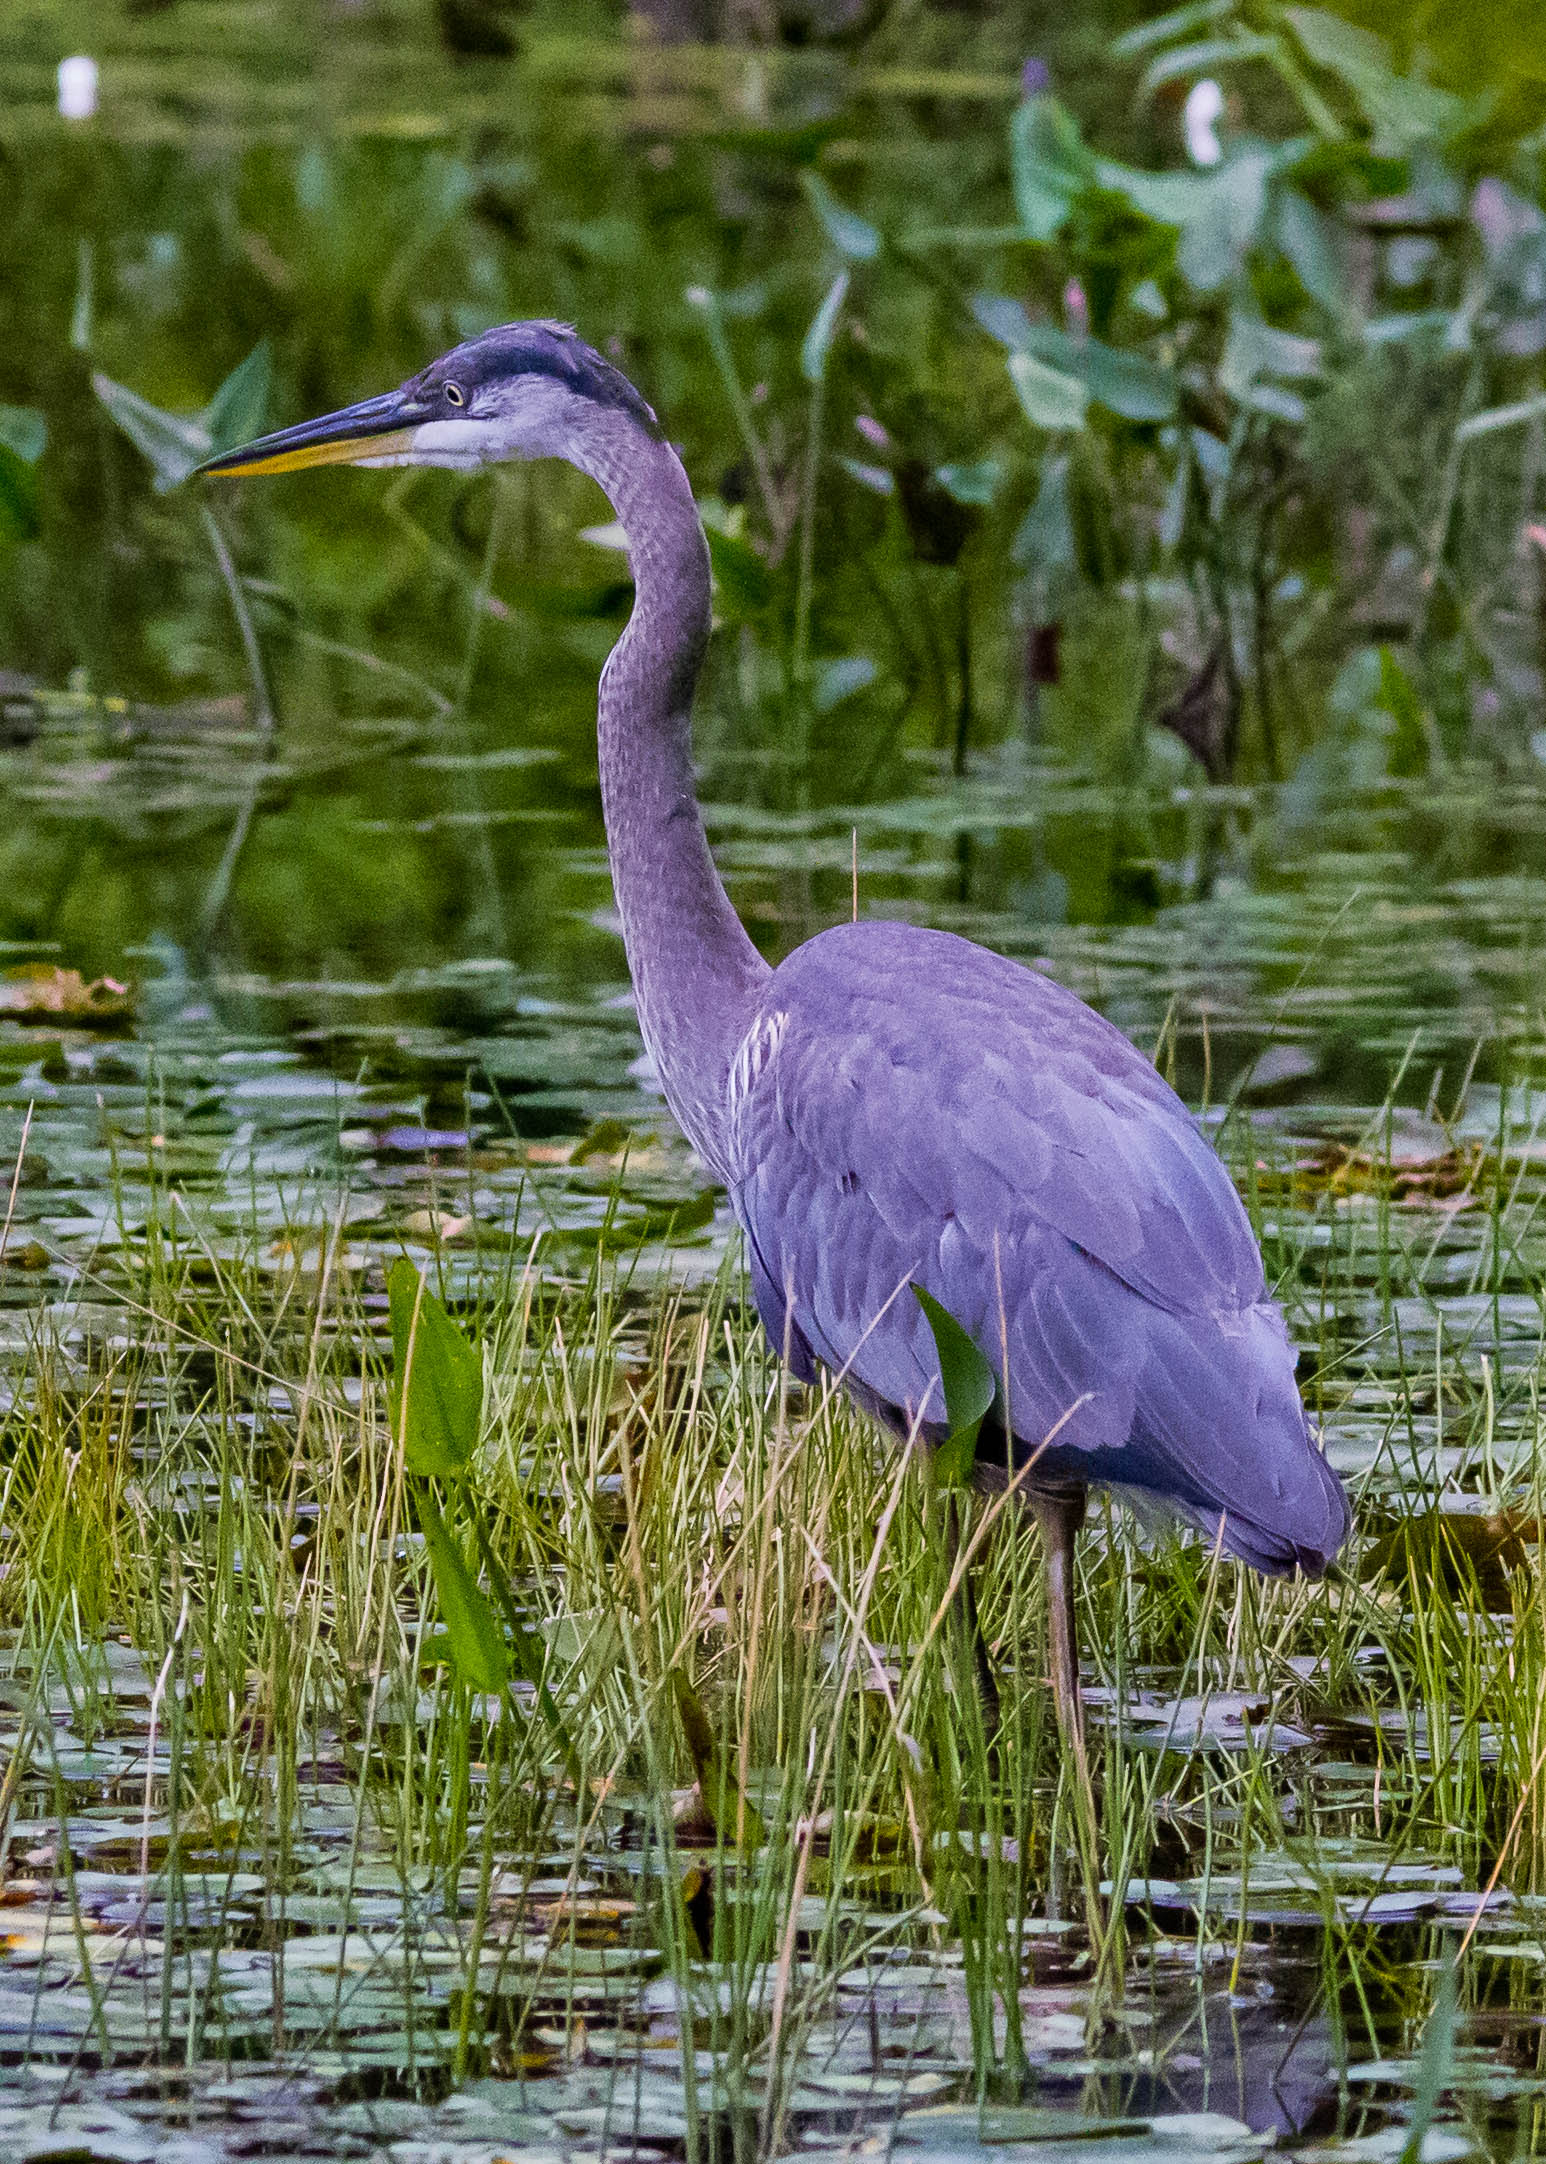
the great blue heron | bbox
[200,321,1350,1745]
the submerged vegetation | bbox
[6,0,1546,2157]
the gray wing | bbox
[725,921,1347,1575]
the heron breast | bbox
[727,1009,789,1122]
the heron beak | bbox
[196,389,423,479]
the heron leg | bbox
[1031,1486,1087,1756]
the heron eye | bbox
[443,382,466,408]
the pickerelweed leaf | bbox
[0,405,47,464]
[417,1490,511,1693]
[913,1285,995,1487]
[1009,94,1095,243]
[388,1258,483,1476]
[92,371,210,492]
[0,447,40,543]
[204,341,273,455]
[1007,349,1088,432]
[802,270,851,385]
[801,172,881,262]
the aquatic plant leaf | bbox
[388,1259,483,1476]
[802,271,851,385]
[0,448,40,543]
[705,527,773,617]
[1136,32,1279,100]
[417,1490,510,1692]
[1009,94,1094,242]
[935,457,1003,507]
[1283,8,1474,147]
[973,297,1176,423]
[204,341,273,456]
[1399,1957,1459,2164]
[913,1286,995,1486]
[813,655,877,711]
[1111,0,1236,59]
[670,1668,765,1848]
[0,406,47,464]
[92,372,210,492]
[801,172,881,262]
[1008,350,1088,432]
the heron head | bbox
[197,321,661,481]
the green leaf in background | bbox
[417,1490,511,1692]
[935,457,1003,507]
[1111,0,1235,59]
[204,341,273,455]
[0,449,40,543]
[0,407,47,465]
[1220,312,1323,417]
[1008,349,1088,432]
[912,1286,996,1488]
[1009,94,1095,243]
[92,340,272,492]
[705,526,774,617]
[1396,1957,1458,2164]
[671,1668,766,1848]
[388,1258,483,1477]
[92,372,210,493]
[976,297,1178,425]
[801,270,851,385]
[1135,30,1278,101]
[1283,7,1476,150]
[801,172,881,262]
[1272,187,1345,312]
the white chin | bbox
[366,417,507,469]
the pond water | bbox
[5,5,1546,2163]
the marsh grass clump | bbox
[0,1099,1540,2153]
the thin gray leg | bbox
[1031,1486,1087,1755]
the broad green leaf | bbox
[801,172,880,262]
[973,297,1176,423]
[204,342,273,455]
[1220,314,1322,408]
[1010,95,1095,243]
[1283,7,1474,149]
[1012,454,1076,576]
[418,1491,511,1692]
[0,406,47,464]
[1007,349,1088,432]
[801,270,850,385]
[1177,151,1271,291]
[1272,187,1345,312]
[1137,31,1277,100]
[388,1258,483,1477]
[1397,1960,1458,2164]
[935,457,1003,507]
[1111,0,1232,59]
[1095,158,1210,228]
[913,1286,995,1487]
[706,525,773,616]
[813,655,877,711]
[0,448,39,542]
[92,371,209,492]
[671,1668,765,1848]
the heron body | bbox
[203,321,1350,1735]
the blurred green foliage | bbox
[2,0,1546,999]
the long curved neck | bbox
[569,409,770,1177]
